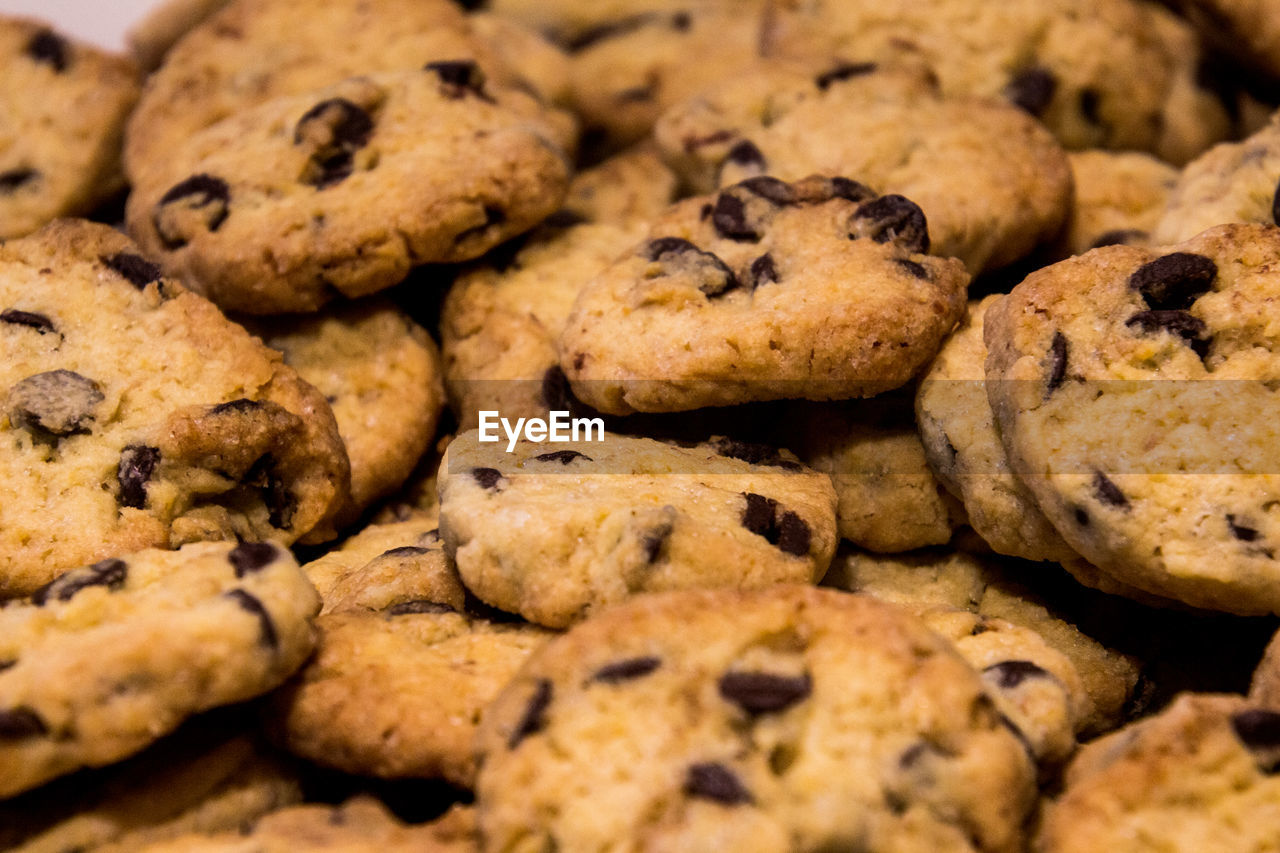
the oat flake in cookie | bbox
[0,541,319,798]
[559,175,969,415]
[0,220,349,596]
[984,223,1280,614]
[475,585,1037,852]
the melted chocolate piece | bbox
[31,558,128,606]
[25,30,68,72]
[472,467,504,490]
[0,168,38,193]
[424,60,492,100]
[710,438,798,469]
[1003,66,1056,116]
[684,762,753,805]
[229,542,278,577]
[641,519,674,563]
[718,671,812,714]
[1093,471,1129,509]
[8,369,103,438]
[508,678,552,749]
[851,195,929,253]
[534,450,592,465]
[1046,331,1068,394]
[0,309,55,334]
[590,656,661,684]
[117,445,160,509]
[1228,514,1261,542]
[225,589,278,649]
[984,660,1051,689]
[725,139,766,170]
[1128,253,1217,310]
[154,175,231,249]
[294,98,375,188]
[101,253,163,289]
[815,61,878,91]
[1125,309,1210,358]
[0,707,48,740]
[747,253,778,289]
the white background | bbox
[1,1,161,52]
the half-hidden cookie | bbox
[242,298,444,523]
[984,223,1280,614]
[0,540,319,798]
[474,585,1037,852]
[559,175,969,415]
[127,67,572,314]
[558,142,681,227]
[0,220,348,596]
[1057,150,1178,257]
[126,0,231,71]
[654,59,1071,272]
[438,429,838,628]
[0,18,139,239]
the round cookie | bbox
[474,585,1037,852]
[785,394,965,553]
[983,223,1280,614]
[1038,692,1280,852]
[1057,150,1179,257]
[1153,112,1280,245]
[0,220,349,596]
[438,429,838,628]
[915,296,1078,562]
[0,540,319,798]
[654,59,1072,272]
[126,67,572,314]
[559,175,970,415]
[559,142,682,228]
[242,299,444,523]
[122,0,570,183]
[0,18,139,240]
[761,0,1231,164]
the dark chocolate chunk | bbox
[725,139,766,170]
[0,309,55,334]
[0,167,38,193]
[26,29,68,72]
[1125,309,1210,358]
[712,193,759,242]
[508,678,552,749]
[1079,88,1102,125]
[8,369,104,438]
[1273,178,1280,226]
[719,671,812,714]
[1093,471,1129,509]
[0,707,48,740]
[117,445,160,509]
[775,511,811,556]
[385,599,457,616]
[565,14,655,52]
[815,61,878,91]
[154,174,231,249]
[101,253,163,289]
[1046,331,1068,394]
[1003,66,1056,116]
[472,467,504,490]
[851,195,929,253]
[741,492,779,538]
[643,237,739,296]
[826,177,874,204]
[225,589,278,649]
[737,176,795,205]
[542,365,573,411]
[893,258,928,279]
[534,450,592,464]
[747,253,778,289]
[590,656,662,684]
[294,98,375,188]
[1128,252,1217,310]
[643,236,699,261]
[684,762,753,805]
[1073,506,1090,526]
[424,60,491,100]
[1228,514,1261,542]
[1232,708,1280,754]
[641,518,674,563]
[740,493,810,555]
[983,660,1051,689]
[229,542,278,577]
[31,558,128,606]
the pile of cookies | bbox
[5,0,1280,849]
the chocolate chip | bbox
[8,369,104,438]
[1046,331,1068,394]
[737,176,795,205]
[643,237,740,297]
[508,678,552,749]
[590,656,662,684]
[1079,88,1102,125]
[542,365,572,410]
[1128,252,1217,310]
[0,309,55,334]
[1093,471,1129,509]
[641,518,674,563]
[644,236,698,261]
[894,258,928,279]
[242,454,295,529]
[1228,514,1261,542]
[425,60,492,100]
[712,193,759,242]
[719,671,812,714]
[101,253,163,289]
[294,98,375,188]
[534,450,592,464]
[1073,506,1090,526]
[0,168,38,193]
[31,558,128,606]
[1232,708,1280,763]
[385,599,457,616]
[117,445,160,509]
[154,174,231,249]
[851,195,929,253]
[1003,66,1056,116]
[210,398,262,415]
[1125,310,1210,358]
[983,660,1051,689]
[26,30,68,72]
[726,139,766,170]
[380,546,432,558]
[741,492,778,538]
[0,707,48,740]
[775,512,811,556]
[472,467,504,489]
[671,11,691,30]
[684,762,753,805]
[225,589,278,649]
[229,542,278,577]
[815,61,878,91]
[1089,229,1147,249]
[709,438,798,468]
[0,660,14,673]
[1273,178,1280,226]
[565,14,655,52]
[747,253,778,289]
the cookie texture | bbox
[0,18,139,239]
[654,59,1072,272]
[475,585,1037,852]
[126,0,232,71]
[0,540,319,797]
[127,68,572,314]
[243,299,444,523]
[984,224,1280,614]
[559,175,970,414]
[0,221,348,596]
[1057,150,1178,257]
[1039,692,1280,852]
[438,429,838,628]
[559,143,681,227]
